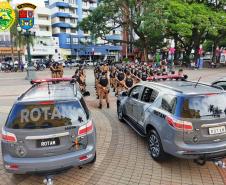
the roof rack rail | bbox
[31,78,73,85]
[147,74,185,81]
[186,80,224,90]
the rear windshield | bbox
[180,93,226,119]
[6,101,88,129]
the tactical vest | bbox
[142,73,148,81]
[125,77,133,88]
[99,76,108,87]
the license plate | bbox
[209,126,226,135]
[37,138,60,148]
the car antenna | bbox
[194,77,202,88]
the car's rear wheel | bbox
[117,104,124,122]
[147,130,167,161]
[90,152,96,163]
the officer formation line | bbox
[50,62,185,109]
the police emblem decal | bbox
[17,3,37,31]
[0,2,15,31]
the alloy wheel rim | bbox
[149,134,160,158]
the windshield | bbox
[180,93,226,119]
[6,101,88,129]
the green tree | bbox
[165,0,214,63]
[79,0,166,61]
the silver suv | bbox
[117,80,226,162]
[1,78,96,174]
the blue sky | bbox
[13,0,45,7]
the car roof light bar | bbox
[31,78,73,84]
[147,75,184,81]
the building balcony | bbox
[52,22,71,28]
[51,12,72,18]
[69,13,78,18]
[55,2,70,8]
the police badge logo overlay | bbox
[0,2,15,31]
[17,3,36,30]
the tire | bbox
[147,130,167,161]
[89,152,96,164]
[117,103,124,122]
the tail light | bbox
[5,164,18,170]
[1,128,17,143]
[78,121,93,137]
[166,116,193,131]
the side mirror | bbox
[131,92,139,99]
[83,91,90,97]
[121,91,128,97]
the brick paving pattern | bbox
[0,68,225,185]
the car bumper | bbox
[3,145,95,174]
[164,139,226,160]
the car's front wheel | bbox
[117,103,124,122]
[147,130,167,161]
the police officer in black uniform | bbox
[115,68,125,96]
[125,71,134,90]
[98,71,110,109]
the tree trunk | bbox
[184,47,193,64]
[144,47,148,62]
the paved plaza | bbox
[0,68,226,185]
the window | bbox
[69,8,75,14]
[59,8,65,12]
[60,17,66,22]
[69,0,75,4]
[129,86,142,100]
[71,18,76,23]
[180,93,226,119]
[60,28,66,33]
[38,15,49,20]
[72,37,78,44]
[141,88,158,103]
[161,95,177,114]
[66,37,71,44]
[71,28,77,33]
[213,82,226,90]
[39,26,49,31]
[6,101,88,129]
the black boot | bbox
[107,103,110,108]
[98,104,102,109]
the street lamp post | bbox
[17,25,21,69]
[17,25,36,80]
